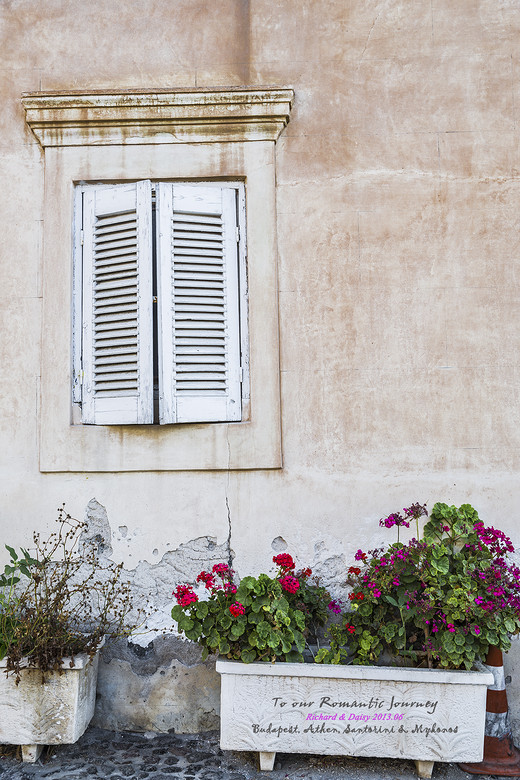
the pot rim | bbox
[215,657,494,685]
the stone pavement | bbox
[0,728,502,780]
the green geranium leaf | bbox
[178,615,194,632]
[218,639,230,655]
[314,648,329,664]
[240,648,257,663]
[195,601,209,619]
[219,613,232,630]
[230,622,246,638]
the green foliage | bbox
[317,502,520,670]
[0,545,40,661]
[0,507,154,683]
[171,556,331,664]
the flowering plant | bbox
[316,502,520,670]
[171,554,332,663]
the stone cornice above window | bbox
[21,86,294,147]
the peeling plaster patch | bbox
[313,555,348,601]
[78,499,234,732]
[127,535,232,600]
[271,536,288,552]
[81,498,113,557]
[101,635,208,675]
[79,499,233,638]
[126,535,233,643]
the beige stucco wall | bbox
[2,0,520,735]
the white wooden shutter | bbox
[156,184,242,424]
[81,182,154,424]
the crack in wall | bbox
[225,424,233,570]
[225,494,233,570]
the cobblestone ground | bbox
[0,728,500,780]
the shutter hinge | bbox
[80,229,84,246]
[236,226,240,242]
[239,366,243,383]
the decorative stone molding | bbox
[21,87,294,147]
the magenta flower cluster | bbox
[474,521,515,556]
[379,503,428,531]
[380,512,410,529]
[337,502,520,669]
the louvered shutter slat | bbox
[157,184,242,424]
[81,182,153,424]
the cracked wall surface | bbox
[84,499,353,732]
[3,0,520,737]
[83,500,231,732]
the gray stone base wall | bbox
[93,637,220,734]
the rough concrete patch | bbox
[271,536,287,552]
[101,635,211,674]
[126,536,233,615]
[312,555,348,601]
[81,498,113,557]
[93,655,220,733]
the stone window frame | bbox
[22,87,293,472]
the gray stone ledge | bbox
[21,87,294,147]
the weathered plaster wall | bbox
[2,0,520,734]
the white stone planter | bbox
[217,659,494,779]
[0,646,102,762]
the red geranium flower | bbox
[273,553,295,571]
[280,575,300,593]
[173,584,199,607]
[212,563,230,575]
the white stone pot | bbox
[217,659,494,779]
[0,646,102,762]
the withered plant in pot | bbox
[0,506,151,762]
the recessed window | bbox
[23,87,290,470]
[73,181,247,425]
